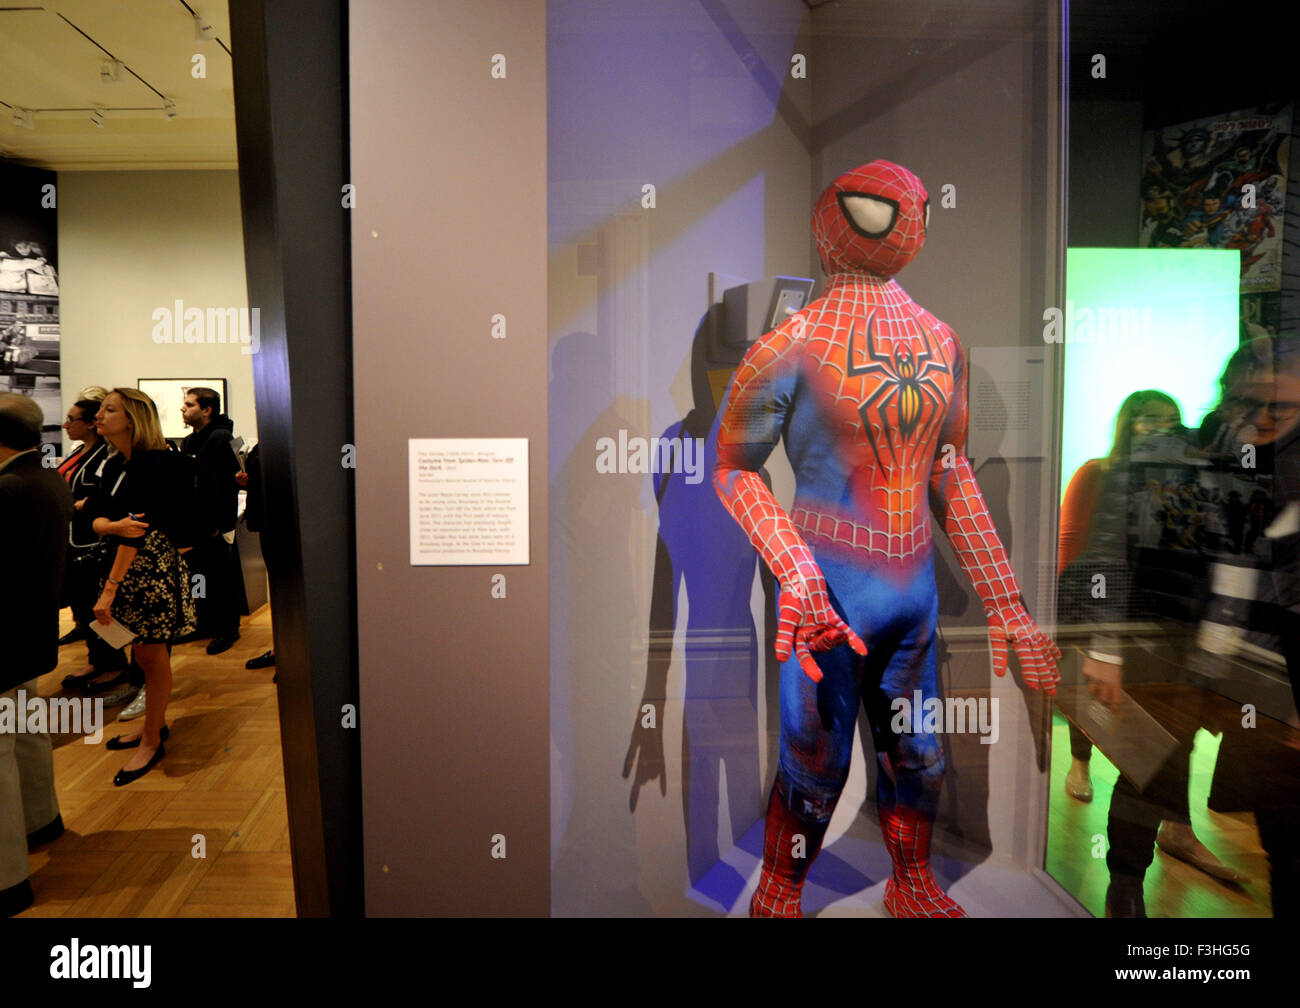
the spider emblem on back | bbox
[846,311,950,467]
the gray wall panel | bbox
[351,0,549,916]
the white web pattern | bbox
[795,275,953,563]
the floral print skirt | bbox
[100,530,198,645]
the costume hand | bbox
[985,603,1062,694]
[1082,655,1122,712]
[775,568,867,683]
[117,514,149,539]
[235,471,249,487]
[622,700,666,812]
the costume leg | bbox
[750,638,859,918]
[868,584,966,917]
[749,774,832,917]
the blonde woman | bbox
[90,389,197,785]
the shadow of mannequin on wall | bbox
[549,329,657,915]
[623,307,776,911]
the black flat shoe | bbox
[105,725,169,751]
[245,650,276,670]
[61,670,104,691]
[206,633,241,655]
[113,743,165,787]
[82,669,133,695]
[58,626,89,647]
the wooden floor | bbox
[18,604,295,917]
[1046,709,1272,918]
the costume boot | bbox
[879,804,967,917]
[749,777,830,918]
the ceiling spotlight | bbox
[90,108,105,128]
[163,100,178,121]
[194,12,215,41]
[100,59,123,83]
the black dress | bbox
[90,449,198,645]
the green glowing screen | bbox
[1060,248,1240,501]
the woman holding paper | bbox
[90,389,197,785]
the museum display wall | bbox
[58,170,257,447]
[350,0,550,916]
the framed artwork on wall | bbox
[137,377,228,440]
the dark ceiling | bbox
[1069,0,1293,121]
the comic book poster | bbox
[1140,102,1291,295]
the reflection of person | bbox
[89,390,198,785]
[1059,391,1179,801]
[714,161,1060,918]
[1059,391,1244,895]
[0,393,73,917]
[1067,428,1217,917]
[1070,338,1300,916]
[1217,337,1300,716]
[1204,336,1300,915]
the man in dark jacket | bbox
[0,392,73,916]
[179,386,243,654]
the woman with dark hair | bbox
[89,389,197,785]
[1059,390,1183,586]
[1059,390,1245,908]
[56,399,107,650]
[1059,391,1183,801]
[57,396,133,696]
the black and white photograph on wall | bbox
[0,160,59,452]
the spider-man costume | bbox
[714,160,1061,917]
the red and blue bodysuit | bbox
[713,160,1061,917]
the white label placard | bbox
[409,438,529,565]
[967,346,1046,461]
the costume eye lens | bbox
[837,193,899,239]
[924,201,930,230]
